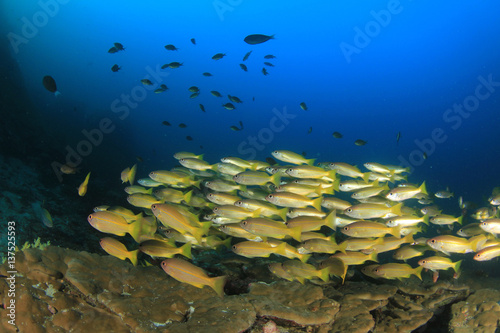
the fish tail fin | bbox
[324,210,337,230]
[251,208,263,218]
[271,172,281,187]
[414,266,423,280]
[362,172,371,183]
[180,242,192,259]
[183,190,193,204]
[404,233,414,244]
[319,267,330,283]
[197,154,205,160]
[419,181,428,196]
[370,252,379,263]
[299,253,311,263]
[391,203,404,217]
[422,215,430,225]
[146,188,153,195]
[391,225,402,238]
[129,165,137,185]
[221,237,232,250]
[311,197,322,211]
[274,242,288,256]
[289,226,302,242]
[337,241,348,254]
[191,179,202,189]
[326,170,337,182]
[210,275,227,298]
[457,215,463,225]
[307,158,317,166]
[129,220,142,243]
[454,260,463,274]
[128,250,139,266]
[277,207,288,221]
[330,177,340,192]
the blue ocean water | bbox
[3,0,500,206]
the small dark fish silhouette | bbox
[266,157,277,166]
[242,51,252,61]
[244,34,275,45]
[179,123,187,128]
[42,76,60,96]
[262,68,269,76]
[108,46,118,53]
[396,131,401,145]
[332,132,343,139]
[202,72,213,77]
[354,139,367,146]
[111,64,121,72]
[240,64,248,72]
[186,136,193,141]
[162,121,171,126]
[199,104,205,112]
[114,42,125,50]
[190,38,196,45]
[264,55,276,59]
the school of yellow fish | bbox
[86,150,500,297]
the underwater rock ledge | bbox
[1,246,498,333]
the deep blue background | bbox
[3,0,500,205]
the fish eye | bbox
[151,205,156,209]
[287,168,293,172]
[232,245,237,250]
[272,151,278,154]
[268,195,273,198]
[421,260,426,264]
[236,201,242,205]
[343,227,349,231]
[346,208,352,213]
[242,221,247,225]
[430,240,435,243]
[214,207,219,211]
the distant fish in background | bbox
[108,46,118,53]
[435,188,454,199]
[262,68,269,76]
[228,95,243,103]
[212,53,226,60]
[31,201,53,228]
[78,172,91,196]
[332,132,343,139]
[264,54,276,59]
[242,51,252,61]
[211,90,222,97]
[114,42,125,51]
[230,121,244,131]
[300,102,308,111]
[239,63,248,72]
[162,121,171,126]
[111,64,121,72]
[186,136,193,141]
[264,62,274,67]
[202,72,213,77]
[164,44,179,51]
[199,104,205,112]
[308,127,312,134]
[42,76,61,96]
[141,79,153,85]
[60,164,78,174]
[190,38,196,45]
[179,123,187,128]
[265,157,277,165]
[396,131,401,145]
[244,34,275,45]
[154,84,168,93]
[222,103,236,110]
[354,139,367,146]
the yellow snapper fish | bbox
[213,205,262,219]
[161,258,227,298]
[268,262,294,281]
[87,211,141,242]
[351,181,389,200]
[373,263,422,280]
[393,244,431,261]
[232,241,287,258]
[429,214,463,226]
[386,181,427,201]
[234,199,288,221]
[151,203,211,243]
[285,165,337,182]
[124,185,153,195]
[267,239,311,263]
[271,150,315,165]
[473,245,500,261]
[341,221,401,238]
[328,162,370,182]
[281,259,330,283]
[121,164,137,185]
[221,156,259,170]
[418,256,462,273]
[139,240,192,259]
[265,192,323,210]
[426,235,485,256]
[127,193,162,209]
[385,215,429,228]
[240,218,302,242]
[479,219,500,235]
[78,172,91,196]
[339,180,373,192]
[298,238,347,255]
[331,251,378,266]
[285,211,336,232]
[363,162,394,175]
[173,152,204,160]
[179,158,217,171]
[344,202,404,219]
[149,170,200,188]
[206,192,240,206]
[233,171,281,186]
[100,237,139,266]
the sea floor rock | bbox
[449,288,500,333]
[0,246,340,333]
